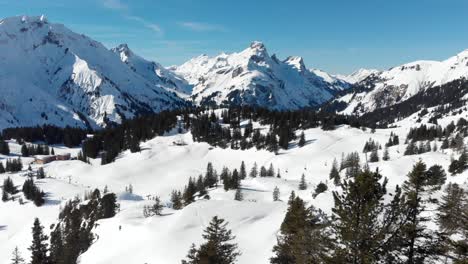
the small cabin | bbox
[56,153,71,161]
[34,155,56,165]
[34,153,71,164]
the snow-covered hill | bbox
[336,68,379,84]
[172,41,350,109]
[0,15,185,130]
[1,113,467,263]
[334,50,468,115]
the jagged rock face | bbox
[172,41,350,110]
[0,15,185,129]
[333,51,468,115]
[111,44,192,97]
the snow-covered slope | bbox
[335,50,468,115]
[172,42,350,109]
[0,15,185,129]
[111,44,192,97]
[336,68,379,84]
[2,115,467,263]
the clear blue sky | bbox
[1,0,468,74]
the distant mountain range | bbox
[1,15,468,129]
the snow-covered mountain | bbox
[111,44,192,97]
[0,15,185,129]
[172,41,350,109]
[336,68,379,84]
[333,50,468,115]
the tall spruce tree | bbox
[400,161,444,264]
[271,196,332,263]
[332,168,407,263]
[329,159,340,186]
[182,216,240,264]
[29,218,50,264]
[298,174,307,190]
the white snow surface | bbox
[0,15,184,129]
[336,50,468,115]
[1,115,468,263]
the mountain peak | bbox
[285,56,306,72]
[249,41,266,51]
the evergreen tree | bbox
[313,182,328,198]
[205,162,217,188]
[231,169,240,189]
[437,183,467,233]
[332,169,407,263]
[10,246,25,264]
[0,162,5,173]
[329,159,340,186]
[239,161,247,180]
[273,186,280,202]
[100,193,118,218]
[298,174,307,190]
[267,163,275,176]
[182,216,240,264]
[171,190,183,210]
[2,188,8,201]
[36,167,45,179]
[0,138,10,155]
[369,149,379,162]
[400,161,442,263]
[271,196,332,263]
[382,146,390,161]
[29,218,50,264]
[404,141,417,155]
[21,144,29,157]
[249,162,258,178]
[298,131,306,147]
[260,166,267,177]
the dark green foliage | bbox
[332,169,407,263]
[273,186,280,201]
[270,196,332,264]
[400,161,444,264]
[298,131,305,147]
[369,149,379,162]
[5,158,22,172]
[50,191,119,264]
[2,125,87,147]
[0,138,10,155]
[36,167,46,179]
[298,174,307,190]
[313,182,327,198]
[22,178,45,206]
[171,190,183,210]
[182,216,240,264]
[449,148,468,175]
[3,176,16,194]
[329,159,340,186]
[29,218,50,264]
[239,161,246,180]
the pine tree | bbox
[400,161,442,263]
[100,193,118,218]
[271,196,332,263]
[205,162,217,188]
[273,186,280,201]
[267,163,275,176]
[329,159,340,186]
[298,174,307,190]
[239,161,246,180]
[260,166,267,177]
[313,182,328,198]
[171,190,183,210]
[437,183,467,233]
[298,131,306,147]
[182,216,240,264]
[29,218,50,264]
[36,167,45,179]
[382,146,390,161]
[10,246,25,264]
[332,169,407,263]
[249,162,258,178]
[369,149,379,162]
[0,162,5,173]
[234,188,243,201]
[2,188,8,201]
